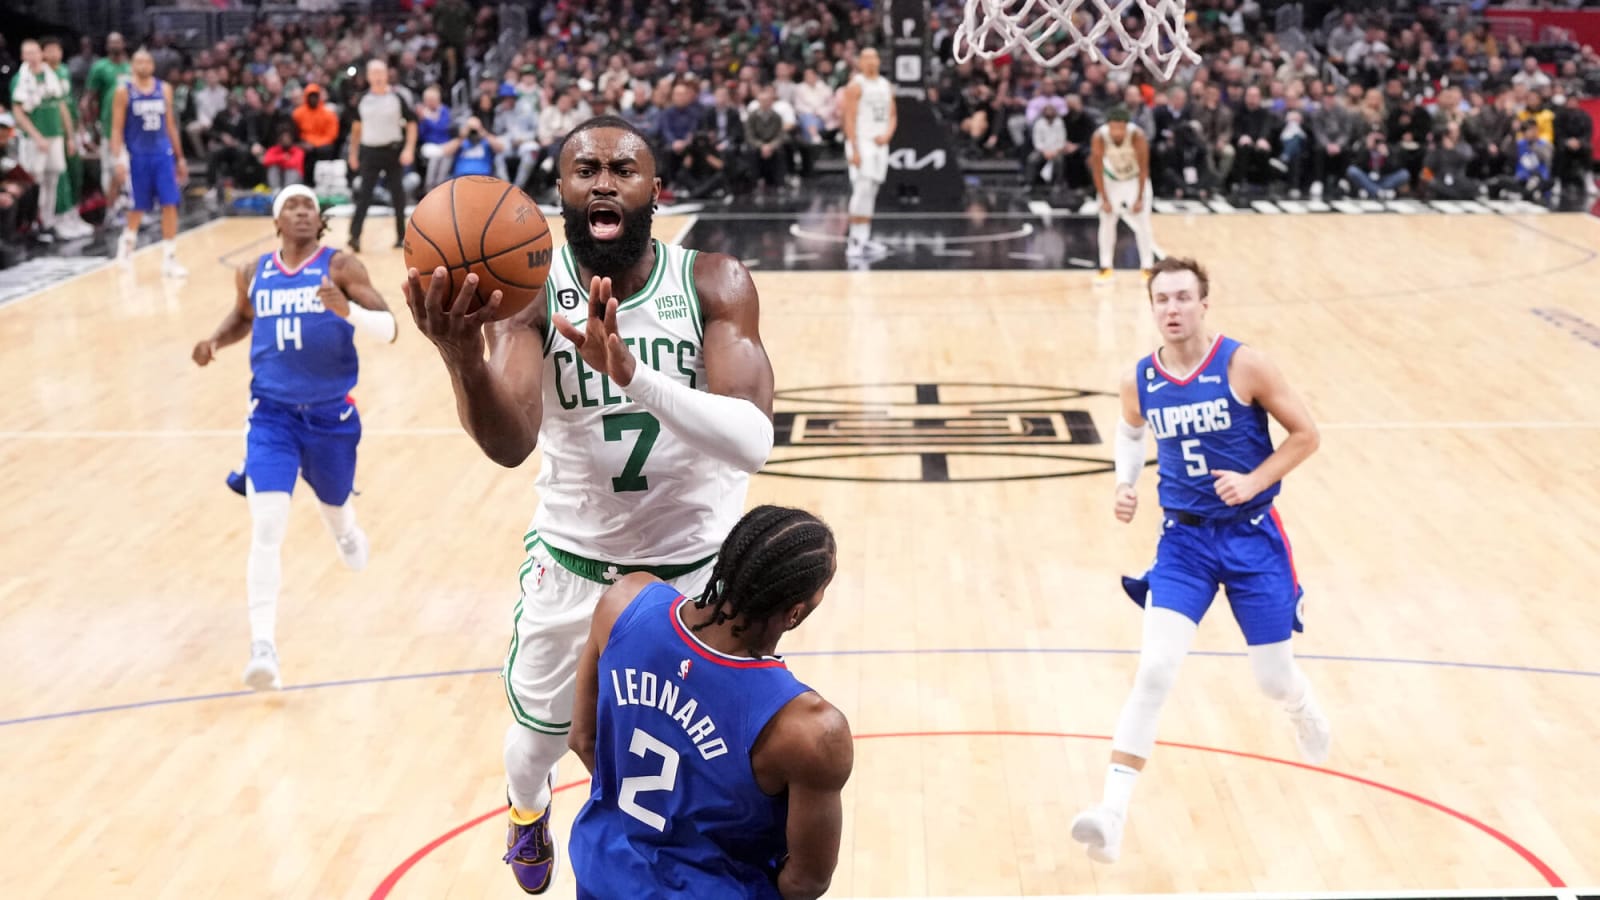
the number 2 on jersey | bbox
[1181,439,1207,477]
[603,412,659,492]
[618,727,679,832]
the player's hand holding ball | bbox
[555,275,637,388]
[1210,469,1261,506]
[318,276,350,318]
[404,268,503,369]
[1113,484,1138,523]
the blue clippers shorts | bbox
[1121,506,1305,646]
[230,395,361,505]
[128,152,181,212]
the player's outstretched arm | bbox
[404,268,546,468]
[1213,345,1320,506]
[324,250,397,343]
[193,265,256,366]
[770,696,853,900]
[569,572,656,775]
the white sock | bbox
[318,499,358,543]
[850,222,869,243]
[246,489,291,645]
[162,240,177,261]
[504,723,563,813]
[1102,763,1140,816]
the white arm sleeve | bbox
[624,361,775,474]
[344,303,397,343]
[1115,419,1148,486]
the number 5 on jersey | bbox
[618,727,679,832]
[1181,438,1206,476]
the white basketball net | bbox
[953,0,1201,80]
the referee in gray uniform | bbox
[347,59,417,252]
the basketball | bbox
[403,175,553,321]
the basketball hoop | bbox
[952,0,1201,81]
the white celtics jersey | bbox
[1097,123,1143,181]
[852,74,893,140]
[531,240,748,566]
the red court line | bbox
[369,730,1565,898]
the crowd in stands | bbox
[1,0,1598,258]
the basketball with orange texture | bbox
[403,175,553,321]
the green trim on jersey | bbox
[540,278,557,356]
[681,248,703,342]
[532,534,715,586]
[557,240,669,327]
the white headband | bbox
[272,184,320,220]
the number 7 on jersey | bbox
[603,412,660,493]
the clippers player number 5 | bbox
[1071,257,1332,864]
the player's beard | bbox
[562,199,655,278]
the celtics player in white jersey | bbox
[404,115,775,895]
[841,48,896,259]
[1091,106,1158,285]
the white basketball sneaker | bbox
[243,641,281,691]
[335,527,369,571]
[1291,703,1332,764]
[1070,805,1125,863]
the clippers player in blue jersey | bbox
[567,506,853,900]
[191,185,398,690]
[109,49,187,277]
[1071,257,1332,864]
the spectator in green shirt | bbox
[10,39,72,238]
[42,36,92,238]
[85,32,131,211]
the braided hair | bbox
[693,505,837,639]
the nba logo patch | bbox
[678,658,692,679]
[532,563,546,589]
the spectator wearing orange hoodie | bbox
[293,83,340,170]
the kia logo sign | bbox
[888,148,948,171]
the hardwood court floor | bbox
[1,209,1598,899]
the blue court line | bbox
[3,649,1596,729]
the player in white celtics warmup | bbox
[404,115,775,894]
[1091,105,1158,284]
[841,47,896,259]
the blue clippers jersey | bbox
[1137,335,1280,518]
[247,247,357,406]
[570,583,812,899]
[124,79,172,156]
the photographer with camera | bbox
[439,116,504,180]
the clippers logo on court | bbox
[556,287,582,310]
[763,382,1125,483]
